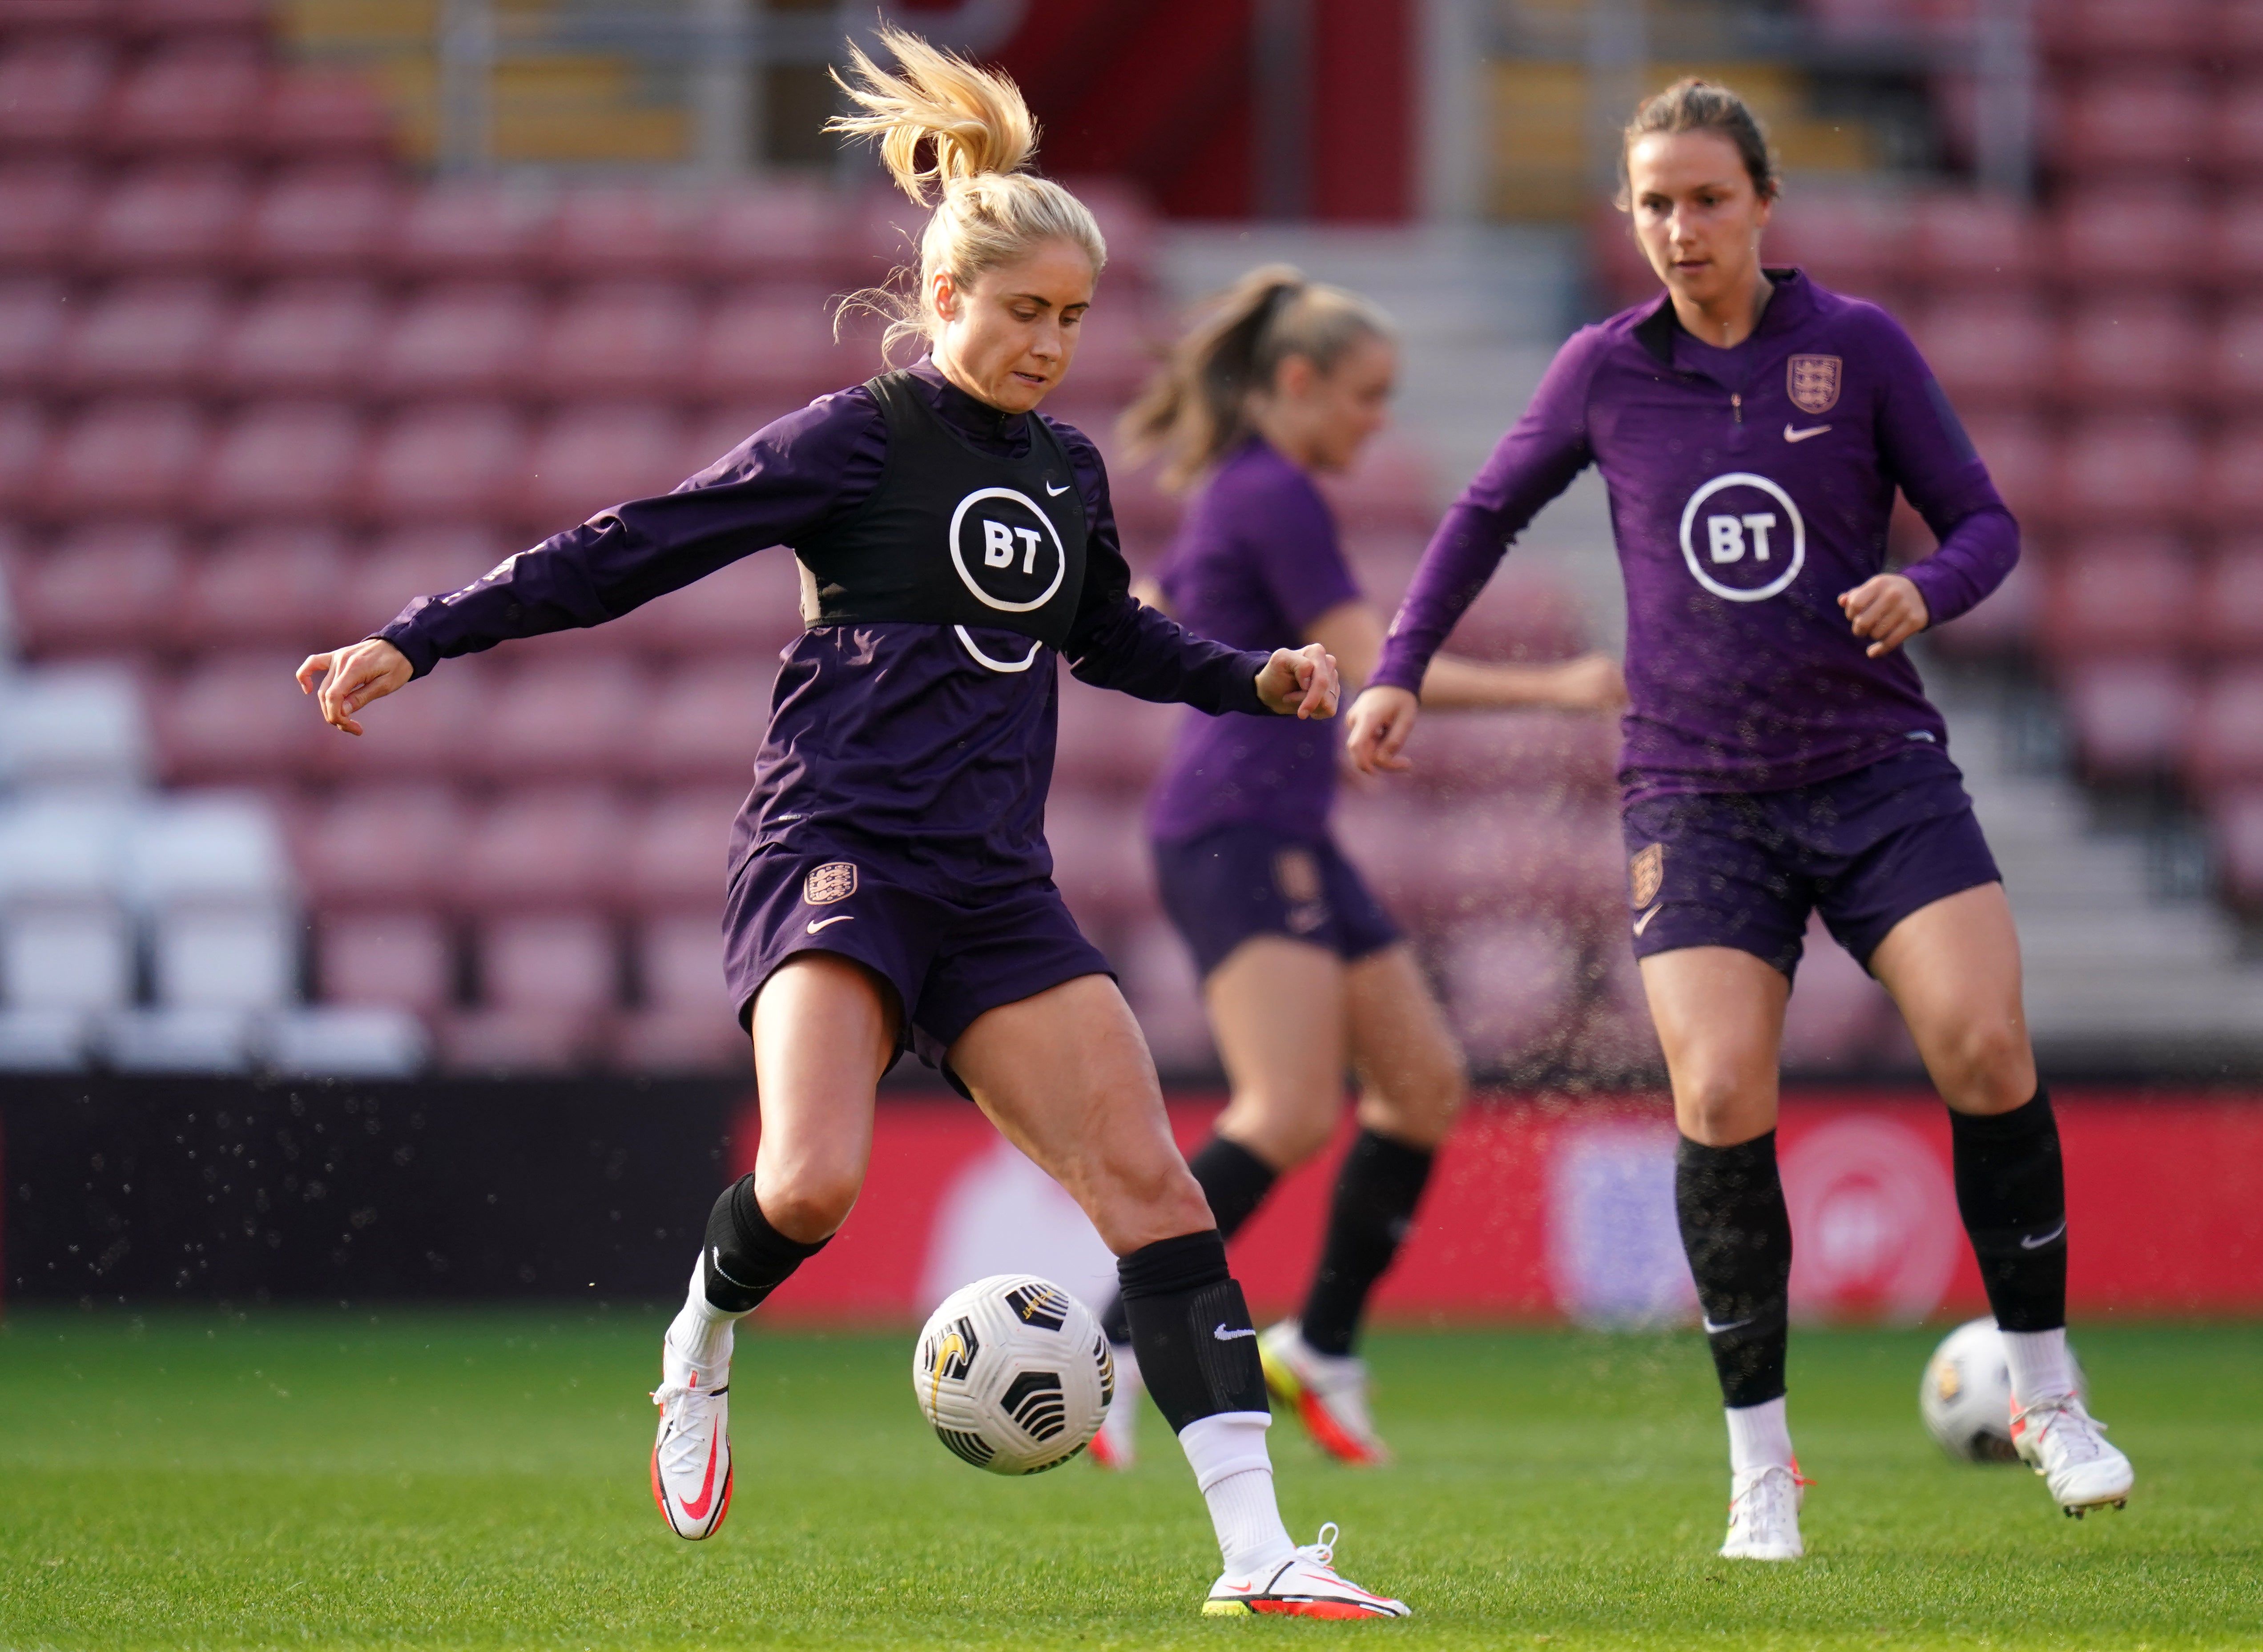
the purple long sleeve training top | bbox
[1373,271,2018,799]
[377,358,1273,897]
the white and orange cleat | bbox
[1088,1343,1140,1471]
[650,1338,733,1539]
[1260,1321,1389,1467]
[2012,1393,2133,1517]
[1204,1523,1409,1619]
[1719,1463,1807,1561]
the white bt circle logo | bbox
[1677,471,1806,603]
[948,486,1066,613]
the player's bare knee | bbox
[1933,1014,2034,1113]
[756,1169,861,1244]
[1676,1068,1771,1146]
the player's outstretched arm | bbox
[296,639,413,737]
[1254,642,1340,719]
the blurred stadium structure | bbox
[1,0,2260,1085]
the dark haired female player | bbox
[1345,79,2132,1560]
[297,27,1406,1620]
[1086,265,1623,1470]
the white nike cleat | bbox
[1088,1342,1140,1470]
[1203,1523,1409,1619]
[650,1335,733,1540]
[1259,1321,1389,1466]
[2011,1393,2133,1516]
[1719,1463,1806,1560]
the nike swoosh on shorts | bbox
[1632,903,1664,936]
[1784,423,1831,442]
[806,914,854,933]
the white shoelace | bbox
[650,1382,723,1476]
[1298,1521,1341,1569]
[1731,1465,1800,1533]
[2017,1395,2110,1464]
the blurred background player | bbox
[1085,266,1625,1469]
[298,27,1410,1620]
[1345,80,2132,1559]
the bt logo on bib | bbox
[949,485,1067,613]
[1677,471,1806,603]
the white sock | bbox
[2001,1327,2074,1407]
[1725,1396,1795,1475]
[1178,1411,1295,1576]
[664,1253,741,1380]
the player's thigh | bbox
[1867,881,2034,1115]
[747,951,898,1241]
[1206,933,1349,1169]
[1638,945,1789,1146]
[1343,942,1464,1148]
[947,973,1211,1254]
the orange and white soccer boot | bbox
[2011,1393,2133,1516]
[1719,1462,1806,1560]
[1203,1522,1409,1619]
[1259,1321,1389,1466]
[650,1334,733,1539]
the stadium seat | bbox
[1400,709,1618,803]
[1044,790,1154,928]
[243,165,400,274]
[2057,655,2197,782]
[0,162,94,271]
[2038,533,2197,659]
[1911,193,2043,285]
[2039,0,2214,60]
[630,910,730,1015]
[2186,666,2263,794]
[0,400,41,510]
[1336,793,1618,931]
[53,277,227,394]
[1446,564,1591,663]
[1915,294,2054,408]
[478,910,618,1013]
[613,1001,744,1074]
[258,68,394,162]
[1111,914,1214,1074]
[120,0,268,42]
[2198,542,2263,656]
[1317,438,1436,533]
[2061,297,2206,406]
[638,660,773,787]
[0,0,119,30]
[519,402,688,526]
[678,403,792,475]
[293,784,466,910]
[124,792,297,1010]
[2058,415,2202,527]
[2208,787,2263,912]
[196,400,365,523]
[543,185,697,280]
[344,523,507,636]
[215,278,385,396]
[12,521,186,651]
[315,908,454,1013]
[2051,71,2211,177]
[2215,77,2263,172]
[1779,916,1899,1073]
[2211,304,2263,410]
[312,652,491,780]
[183,524,344,651]
[2201,422,2263,528]
[623,786,743,912]
[2214,188,2263,289]
[697,182,850,284]
[1760,195,1909,300]
[0,276,66,389]
[373,283,545,400]
[480,653,650,780]
[453,785,628,912]
[696,287,866,402]
[0,659,151,786]
[1435,916,1580,1073]
[81,161,252,273]
[154,649,330,782]
[1053,676,1178,794]
[360,402,529,524]
[100,42,266,157]
[391,182,552,281]
[39,400,209,519]
[2054,188,2208,287]
[0,37,112,151]
[438,1004,606,1074]
[536,281,699,401]
[1961,412,2058,521]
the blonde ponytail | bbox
[1121,265,1394,491]
[827,26,1107,362]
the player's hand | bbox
[1542,651,1629,711]
[1838,573,1929,659]
[1345,684,1419,775]
[296,639,413,737]
[1255,642,1340,719]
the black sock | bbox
[1675,1133,1792,1409]
[701,1174,829,1314]
[1298,1129,1434,1357]
[1950,1087,2067,1332]
[1115,1229,1269,1432]
[1099,1134,1277,1345]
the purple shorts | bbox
[721,849,1113,1080]
[1622,745,2000,978]
[1152,824,1402,980]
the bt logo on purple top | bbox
[947,485,1067,614]
[1676,471,1807,603]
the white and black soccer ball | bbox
[1920,1316,2087,1463]
[912,1274,1113,1475]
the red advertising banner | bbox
[752,1091,2263,1325]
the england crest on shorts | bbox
[1629,843,1665,909]
[804,861,858,904]
[1787,354,1842,415]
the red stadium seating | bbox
[1434,916,1580,1070]
[696,288,866,402]
[0,38,112,151]
[623,787,744,912]
[314,910,454,1013]
[1336,794,1619,930]
[2213,189,2263,288]
[477,911,617,1012]
[2058,656,2197,781]
[0,162,94,271]
[314,651,492,779]
[1916,294,2055,407]
[37,397,206,518]
[679,403,789,473]
[480,654,650,780]
[1930,550,2037,658]
[600,544,801,656]
[2213,78,2263,173]
[536,282,700,400]
[2037,533,2197,659]
[638,660,773,786]
[345,523,508,637]
[258,68,394,162]
[1779,916,1901,1072]
[215,279,385,396]
[81,161,252,274]
[519,402,689,527]
[293,784,467,910]
[2209,787,2263,912]
[2061,296,2207,406]
[2187,666,2263,794]
[544,186,696,280]
[181,523,346,648]
[1043,791,1153,927]
[1317,438,1436,533]
[618,917,744,1070]
[1446,564,1591,663]
[2198,543,2263,656]
[452,786,628,912]
[1053,677,1178,794]
[244,165,400,274]
[2053,188,2208,286]
[1762,195,1909,300]
[10,521,185,653]
[2211,304,2263,409]
[154,648,330,782]
[2040,0,2215,60]
[372,282,545,400]
[1912,193,2044,285]
[196,400,365,523]
[2200,422,2263,528]
[52,277,226,393]
[697,182,850,284]
[2057,415,2202,527]
[0,276,67,389]
[1961,413,2057,521]
[2050,71,2211,177]
[1399,710,1617,803]
[0,0,119,29]
[0,400,44,509]
[120,0,267,42]
[100,42,266,157]
[391,183,552,280]
[360,402,529,524]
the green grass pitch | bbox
[0,1311,2256,1649]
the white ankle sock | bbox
[2001,1327,2074,1407]
[1725,1396,1795,1474]
[664,1254,741,1379]
[1178,1411,1295,1576]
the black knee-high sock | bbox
[1100,1135,1277,1345]
[1950,1087,2067,1332]
[1115,1229,1270,1431]
[1675,1133,1792,1410]
[700,1173,829,1314]
[1298,1129,1434,1357]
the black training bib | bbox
[793,370,1089,654]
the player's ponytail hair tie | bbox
[1122,263,1394,491]
[827,25,1107,363]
